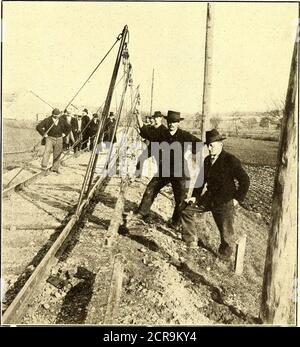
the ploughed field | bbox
[224,137,277,225]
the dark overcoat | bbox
[193,150,250,205]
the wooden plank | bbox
[234,234,247,275]
[3,224,61,231]
[103,253,124,324]
[2,149,88,198]
[2,171,45,198]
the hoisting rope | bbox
[29,31,123,155]
[64,32,123,110]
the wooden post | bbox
[201,3,214,139]
[189,5,214,204]
[260,39,298,324]
[235,234,247,275]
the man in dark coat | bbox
[81,108,91,149]
[103,111,117,144]
[70,113,82,154]
[131,110,201,228]
[180,129,250,258]
[61,109,75,150]
[135,111,167,176]
[88,113,100,150]
[36,108,71,173]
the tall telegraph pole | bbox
[149,68,154,119]
[201,3,214,139]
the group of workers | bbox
[36,105,250,267]
[131,109,250,265]
[36,108,116,173]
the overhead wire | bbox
[64,32,123,110]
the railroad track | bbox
[2,147,90,197]
[2,147,129,324]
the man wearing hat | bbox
[61,109,75,151]
[180,129,250,259]
[103,111,117,144]
[81,108,91,149]
[87,113,100,150]
[132,110,201,229]
[36,108,71,173]
[135,111,168,176]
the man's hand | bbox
[44,134,48,138]
[185,197,196,204]
[233,199,239,207]
[135,110,144,129]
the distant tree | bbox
[260,117,270,128]
[230,112,241,136]
[210,115,221,129]
[193,112,201,129]
[261,99,284,129]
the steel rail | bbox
[2,154,119,324]
[2,148,88,198]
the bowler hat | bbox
[152,111,163,118]
[52,108,60,116]
[93,113,98,117]
[83,108,88,114]
[109,112,115,117]
[205,129,226,144]
[164,110,184,123]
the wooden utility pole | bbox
[188,3,214,199]
[149,68,154,118]
[260,39,298,324]
[201,3,214,140]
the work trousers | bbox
[135,146,151,173]
[82,134,89,150]
[42,136,63,172]
[138,176,188,226]
[63,131,75,150]
[180,193,235,251]
[73,133,82,153]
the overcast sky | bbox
[3,1,298,116]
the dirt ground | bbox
[3,136,296,326]
[12,172,287,325]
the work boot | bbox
[218,243,233,260]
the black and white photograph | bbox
[1,0,299,327]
